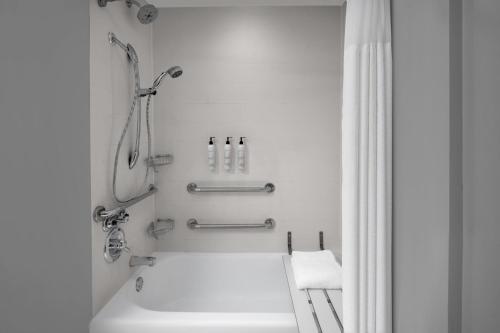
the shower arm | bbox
[99,0,135,8]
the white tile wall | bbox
[152,7,343,254]
[90,0,156,314]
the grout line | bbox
[306,289,323,333]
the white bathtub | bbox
[90,252,298,333]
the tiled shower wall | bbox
[152,7,343,254]
[90,5,343,313]
[90,0,156,314]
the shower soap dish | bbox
[145,154,173,172]
[147,219,175,239]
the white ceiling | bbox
[150,0,345,7]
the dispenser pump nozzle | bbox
[226,137,232,144]
[239,137,246,145]
[209,137,215,145]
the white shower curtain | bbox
[341,0,392,332]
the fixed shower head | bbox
[134,1,158,24]
[98,0,158,24]
[152,66,183,89]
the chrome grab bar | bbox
[187,183,275,193]
[187,218,276,230]
[93,185,158,223]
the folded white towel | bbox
[291,250,342,290]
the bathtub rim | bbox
[90,252,297,330]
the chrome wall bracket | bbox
[93,205,110,223]
[286,231,324,255]
[288,231,293,255]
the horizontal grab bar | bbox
[93,185,158,222]
[187,218,276,230]
[187,183,275,193]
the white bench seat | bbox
[283,255,343,333]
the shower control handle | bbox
[108,239,129,253]
[104,227,128,263]
[102,212,130,232]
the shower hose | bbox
[112,56,153,203]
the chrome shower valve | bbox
[104,227,129,263]
[94,206,130,232]
[102,211,130,232]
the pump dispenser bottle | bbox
[224,137,233,172]
[237,137,246,172]
[208,137,216,172]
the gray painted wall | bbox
[462,1,500,332]
[392,0,452,332]
[393,1,500,332]
[449,0,463,332]
[0,1,92,333]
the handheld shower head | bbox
[167,66,184,79]
[152,66,183,89]
[139,66,183,97]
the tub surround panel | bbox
[90,0,156,314]
[153,7,343,254]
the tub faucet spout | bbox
[129,255,156,267]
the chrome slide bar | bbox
[93,185,158,222]
[187,182,275,193]
[109,32,127,53]
[187,218,276,230]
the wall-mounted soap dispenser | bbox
[224,137,233,172]
[237,137,247,172]
[208,137,217,172]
